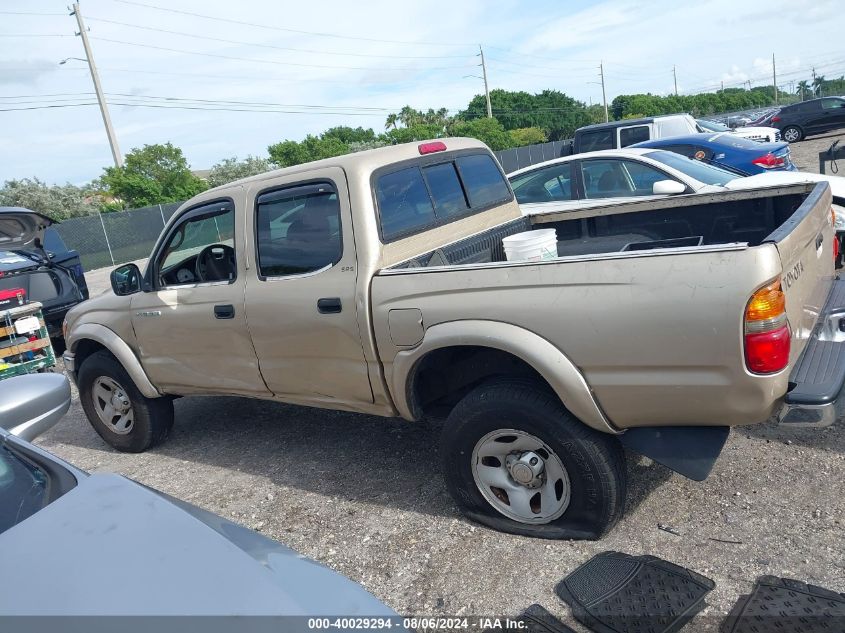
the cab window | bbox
[255,182,342,278]
[375,152,512,242]
[156,201,235,287]
[578,129,614,151]
[619,125,650,147]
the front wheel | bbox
[781,125,803,143]
[78,350,174,452]
[440,380,626,539]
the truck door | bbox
[243,168,373,408]
[131,192,268,396]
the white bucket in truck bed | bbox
[503,229,557,262]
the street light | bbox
[58,57,88,65]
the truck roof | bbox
[203,137,492,195]
[576,113,692,133]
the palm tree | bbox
[796,80,810,101]
[384,113,398,130]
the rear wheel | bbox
[78,350,173,452]
[440,380,626,539]
[782,125,803,143]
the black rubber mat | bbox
[555,551,715,633]
[721,576,845,633]
[482,604,577,633]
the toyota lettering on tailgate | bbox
[782,260,805,290]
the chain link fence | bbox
[53,202,183,271]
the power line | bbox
[111,0,473,48]
[0,92,95,99]
[58,65,427,86]
[0,11,66,16]
[90,36,476,72]
[0,33,75,37]
[85,16,474,60]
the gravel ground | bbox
[35,136,845,631]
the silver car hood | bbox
[0,473,394,617]
[0,207,53,250]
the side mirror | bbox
[0,374,71,441]
[111,263,142,296]
[653,180,687,195]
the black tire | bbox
[78,350,173,452]
[440,380,626,539]
[781,125,803,143]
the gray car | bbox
[0,374,397,632]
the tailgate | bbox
[767,182,835,366]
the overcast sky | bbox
[2,0,843,185]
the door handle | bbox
[214,304,235,319]
[317,297,342,314]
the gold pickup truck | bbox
[63,138,843,539]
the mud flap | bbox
[618,426,730,481]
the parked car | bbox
[771,96,845,142]
[631,133,797,174]
[571,113,780,152]
[508,148,845,265]
[696,118,781,143]
[0,208,89,344]
[63,138,842,540]
[0,373,398,623]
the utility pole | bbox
[812,67,817,97]
[721,80,724,92]
[70,2,123,167]
[599,61,608,122]
[673,65,678,96]
[772,53,777,105]
[479,45,492,118]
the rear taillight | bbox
[771,116,781,122]
[744,280,789,374]
[751,153,786,169]
[834,236,840,262]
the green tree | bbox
[0,177,100,220]
[381,123,444,145]
[207,155,273,188]
[267,134,349,168]
[321,126,377,144]
[508,127,547,146]
[447,117,512,151]
[461,89,590,140]
[99,143,207,208]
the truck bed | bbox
[374,183,834,430]
[389,186,812,268]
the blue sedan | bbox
[632,132,797,174]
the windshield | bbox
[0,446,48,535]
[645,150,741,186]
[697,119,730,132]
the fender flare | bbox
[389,320,618,434]
[68,323,161,399]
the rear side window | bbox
[509,162,574,203]
[455,154,511,208]
[578,129,614,151]
[376,152,512,242]
[619,125,650,147]
[256,182,342,277]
